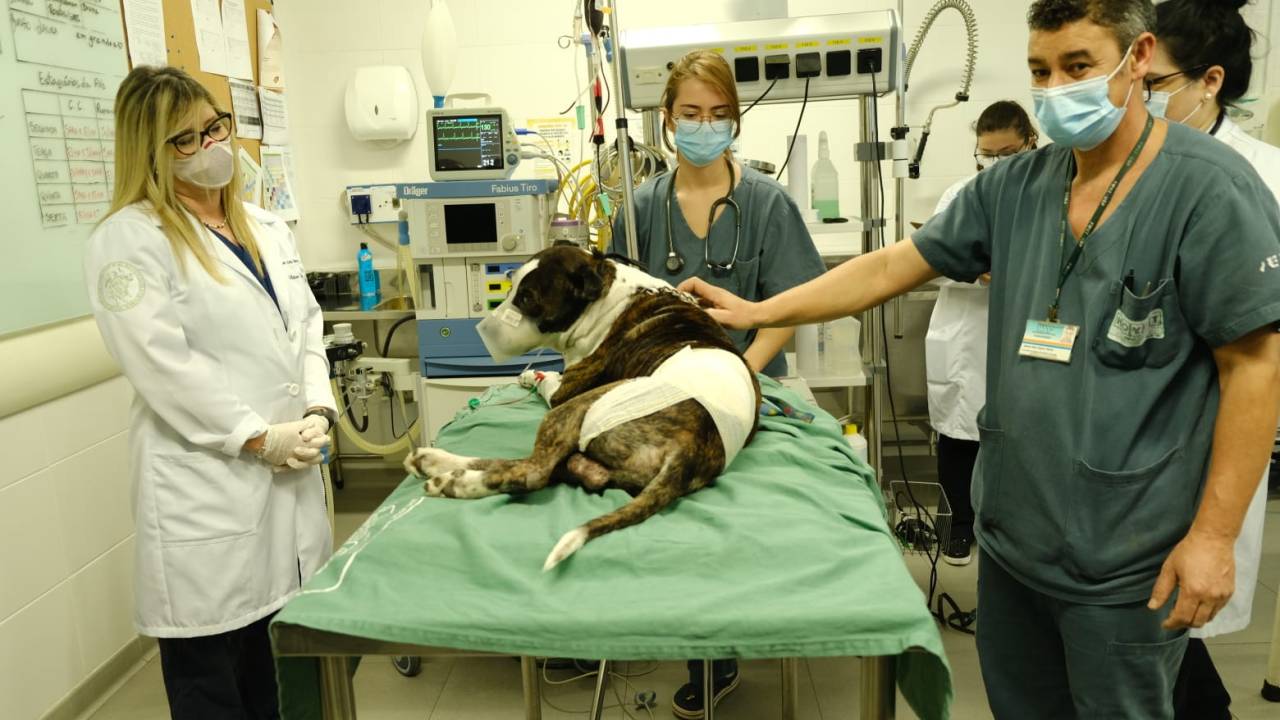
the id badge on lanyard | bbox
[1019,319,1079,363]
[1019,115,1154,365]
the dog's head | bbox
[512,245,612,333]
[476,245,615,362]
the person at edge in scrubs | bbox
[679,2,1280,717]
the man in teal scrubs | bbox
[678,1,1280,717]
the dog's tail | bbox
[542,458,685,571]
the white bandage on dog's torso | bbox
[577,346,756,466]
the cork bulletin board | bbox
[154,0,274,163]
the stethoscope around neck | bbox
[664,156,742,274]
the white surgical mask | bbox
[173,139,234,189]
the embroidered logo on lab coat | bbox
[98,261,146,312]
[1107,308,1165,348]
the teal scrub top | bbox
[611,164,826,377]
[914,122,1280,603]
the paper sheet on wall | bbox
[256,8,286,90]
[220,0,253,81]
[237,147,262,206]
[229,79,262,139]
[260,145,298,221]
[257,87,289,145]
[281,147,300,208]
[525,117,576,180]
[189,0,228,75]
[121,0,168,67]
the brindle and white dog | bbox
[404,245,762,570]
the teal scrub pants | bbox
[976,552,1188,719]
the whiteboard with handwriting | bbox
[0,0,128,336]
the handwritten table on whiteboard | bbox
[8,0,127,228]
[24,91,115,226]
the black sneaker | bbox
[942,534,973,566]
[672,660,740,719]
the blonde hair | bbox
[659,50,742,154]
[108,66,261,280]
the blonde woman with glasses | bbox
[84,66,336,719]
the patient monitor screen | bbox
[444,203,498,245]
[432,114,505,172]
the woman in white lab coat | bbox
[925,100,1037,566]
[84,66,336,719]
[1150,1,1276,717]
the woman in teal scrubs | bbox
[612,49,825,380]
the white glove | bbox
[255,420,313,466]
[283,426,330,469]
[301,413,331,436]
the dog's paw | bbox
[405,448,472,478]
[408,449,496,499]
[422,468,493,499]
[518,369,543,388]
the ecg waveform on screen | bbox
[434,116,504,171]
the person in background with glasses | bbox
[84,66,336,719]
[1147,1,1280,717]
[611,49,824,381]
[925,100,1038,566]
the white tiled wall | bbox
[0,377,137,720]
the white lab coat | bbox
[1192,118,1277,638]
[925,176,987,442]
[85,200,336,638]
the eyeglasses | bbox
[974,141,1033,165]
[675,110,733,123]
[166,112,233,156]
[1143,65,1208,101]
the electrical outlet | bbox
[856,48,882,75]
[346,185,400,224]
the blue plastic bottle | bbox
[357,242,379,310]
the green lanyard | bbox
[1047,114,1154,323]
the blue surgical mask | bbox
[1145,80,1192,120]
[1031,45,1135,151]
[674,118,734,167]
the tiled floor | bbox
[86,495,1280,720]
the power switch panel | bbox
[345,184,401,224]
[734,56,760,82]
[826,49,852,77]
[795,52,821,78]
[764,54,791,80]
